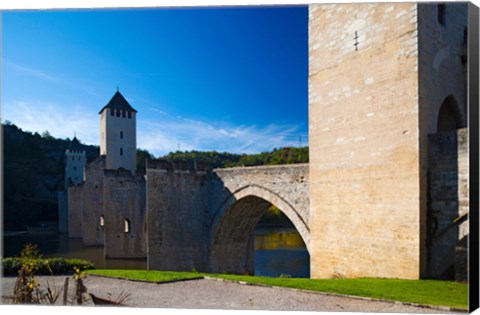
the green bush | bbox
[1,257,94,275]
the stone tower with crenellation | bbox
[99,90,137,172]
[64,136,86,186]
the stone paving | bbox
[0,275,462,313]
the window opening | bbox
[437,96,463,132]
[100,215,105,227]
[124,219,130,233]
[438,4,446,26]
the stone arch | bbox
[208,184,310,274]
[436,95,465,133]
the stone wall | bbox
[103,168,146,258]
[57,191,68,234]
[308,3,422,279]
[67,184,83,238]
[81,157,105,246]
[428,128,468,279]
[418,3,468,135]
[146,160,210,271]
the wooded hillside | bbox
[2,122,308,230]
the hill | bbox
[161,147,309,168]
[3,122,100,230]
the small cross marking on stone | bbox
[354,31,359,51]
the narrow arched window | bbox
[110,108,114,116]
[116,110,120,117]
[120,148,123,156]
[122,110,126,118]
[124,219,130,233]
[128,111,132,119]
[437,95,463,132]
[437,4,446,26]
[120,131,123,139]
[100,215,105,227]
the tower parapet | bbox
[65,136,86,187]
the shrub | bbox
[20,243,42,259]
[1,257,94,275]
[12,261,39,303]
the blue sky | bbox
[1,6,308,157]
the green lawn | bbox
[86,269,468,310]
[86,269,203,282]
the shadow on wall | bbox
[427,95,468,281]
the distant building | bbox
[99,91,137,172]
[58,136,86,234]
[62,90,146,257]
[64,136,86,186]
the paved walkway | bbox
[1,275,460,313]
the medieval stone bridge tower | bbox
[308,2,469,279]
[64,2,470,280]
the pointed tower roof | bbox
[67,136,84,151]
[99,91,137,114]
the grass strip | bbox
[86,269,468,310]
[86,269,203,283]
[211,274,468,310]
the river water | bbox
[3,228,309,277]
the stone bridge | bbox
[145,160,309,274]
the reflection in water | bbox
[4,229,310,277]
[3,234,146,270]
[254,228,310,278]
[255,229,306,250]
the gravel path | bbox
[0,275,460,313]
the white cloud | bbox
[3,100,99,145]
[3,100,306,157]
[138,110,306,156]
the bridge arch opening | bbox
[209,191,309,277]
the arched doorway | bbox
[208,187,310,277]
[427,94,468,280]
[436,95,464,132]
